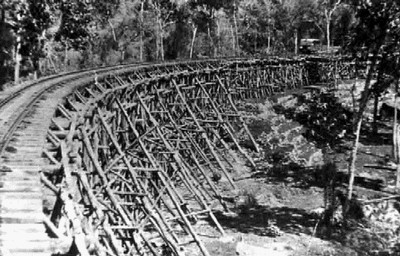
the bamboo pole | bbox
[97,109,189,256]
[215,75,260,153]
[172,80,236,189]
[155,99,228,210]
[136,95,225,235]
[194,79,256,168]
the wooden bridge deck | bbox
[0,94,54,255]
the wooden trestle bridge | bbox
[0,57,358,256]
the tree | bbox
[223,0,240,56]
[318,0,343,51]
[2,0,52,83]
[0,0,15,85]
[345,0,400,215]
[370,55,395,135]
[55,0,93,67]
[380,10,400,190]
[5,0,29,84]
[240,0,285,55]
[187,0,227,57]
[23,0,52,78]
[139,0,145,61]
[186,0,211,58]
[164,4,191,59]
[331,3,354,48]
[150,0,178,61]
[283,0,320,54]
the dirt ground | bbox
[199,81,400,256]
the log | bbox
[148,127,226,236]
[154,98,228,210]
[43,214,67,239]
[363,164,396,171]
[60,191,90,256]
[195,77,256,168]
[216,75,261,153]
[97,109,186,256]
[40,172,59,194]
[361,195,400,204]
[172,80,236,189]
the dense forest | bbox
[0,0,358,86]
[0,0,399,86]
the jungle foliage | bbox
[0,0,356,85]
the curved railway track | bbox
[39,57,310,256]
[0,58,232,155]
[0,62,169,256]
[0,63,134,155]
[0,56,351,256]
[0,63,143,256]
[0,58,241,256]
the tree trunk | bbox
[394,81,399,160]
[121,49,125,63]
[346,115,363,203]
[215,18,220,56]
[233,5,239,56]
[49,55,57,73]
[294,29,298,55]
[372,93,379,134]
[189,26,197,59]
[326,18,331,52]
[33,58,39,80]
[372,68,384,134]
[14,34,22,84]
[155,19,159,60]
[154,12,164,61]
[396,124,400,191]
[230,25,235,54]
[207,24,213,57]
[350,76,359,132]
[345,54,378,214]
[64,41,69,68]
[159,20,164,61]
[394,79,400,191]
[397,159,400,192]
[108,20,117,42]
[14,7,24,85]
[0,7,5,69]
[266,3,271,54]
[325,9,332,52]
[139,1,144,61]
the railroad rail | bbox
[0,56,357,256]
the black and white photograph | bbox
[0,0,400,255]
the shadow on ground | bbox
[214,206,317,236]
[254,163,385,192]
[212,201,387,255]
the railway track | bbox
[0,58,238,255]
[0,58,230,155]
[0,63,164,256]
[0,56,352,256]
[0,65,126,256]
[39,57,311,256]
